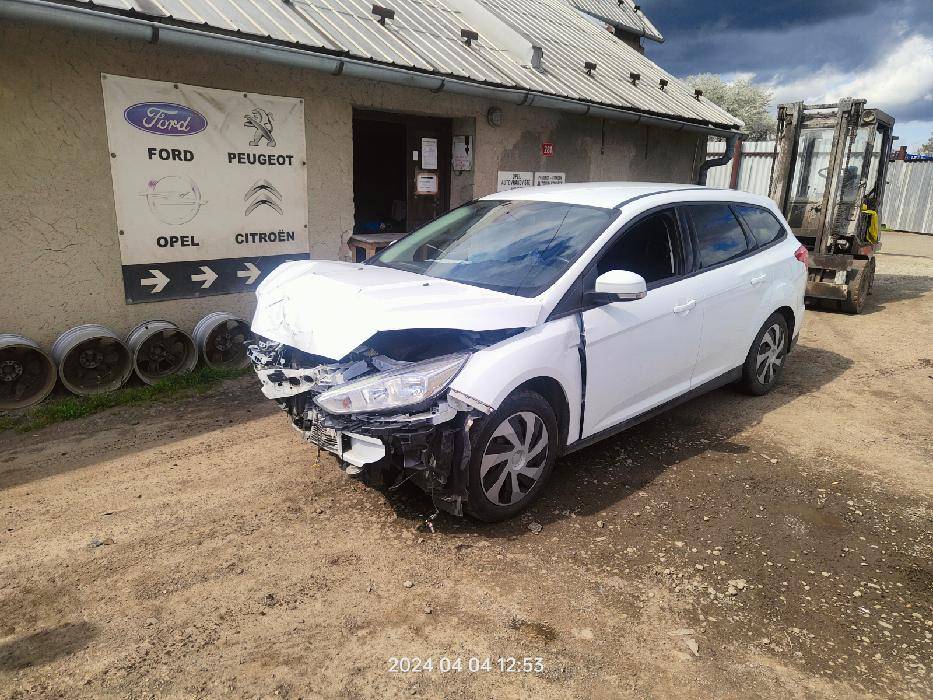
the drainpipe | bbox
[697,133,739,185]
[2,0,743,140]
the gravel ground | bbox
[1,231,931,699]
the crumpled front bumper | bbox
[248,341,482,516]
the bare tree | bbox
[685,73,777,140]
[920,133,933,155]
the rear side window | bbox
[734,205,786,248]
[687,204,749,268]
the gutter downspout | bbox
[2,0,742,140]
[697,133,739,185]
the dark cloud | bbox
[646,0,879,32]
[643,0,933,121]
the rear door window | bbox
[686,204,749,268]
[734,205,786,248]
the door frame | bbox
[352,109,452,232]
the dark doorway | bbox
[352,110,452,239]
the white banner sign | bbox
[101,74,309,303]
[497,171,534,192]
[534,172,566,186]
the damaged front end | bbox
[247,329,509,516]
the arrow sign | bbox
[237,262,261,285]
[191,265,218,289]
[140,269,169,294]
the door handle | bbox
[750,274,767,286]
[673,299,696,314]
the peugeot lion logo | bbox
[142,176,207,225]
[244,108,276,147]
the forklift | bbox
[768,99,895,313]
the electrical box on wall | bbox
[452,135,472,171]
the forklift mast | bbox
[768,99,895,312]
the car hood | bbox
[251,260,544,359]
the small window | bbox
[687,204,749,268]
[596,209,682,284]
[735,205,785,248]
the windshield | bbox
[368,200,615,297]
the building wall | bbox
[0,21,705,346]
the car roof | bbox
[481,182,775,210]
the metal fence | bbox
[705,140,775,195]
[883,160,933,234]
[704,141,933,234]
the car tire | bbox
[465,389,559,522]
[740,313,789,396]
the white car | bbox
[249,183,807,521]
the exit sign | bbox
[542,142,554,157]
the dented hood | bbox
[251,260,544,359]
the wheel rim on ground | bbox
[755,323,786,385]
[479,411,549,506]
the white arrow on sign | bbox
[191,266,218,289]
[237,262,261,285]
[140,269,169,294]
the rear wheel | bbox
[740,313,789,395]
[465,390,558,522]
[841,259,874,314]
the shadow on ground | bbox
[0,622,97,672]
[386,344,854,534]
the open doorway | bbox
[352,117,407,236]
[352,110,452,259]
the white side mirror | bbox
[593,270,647,301]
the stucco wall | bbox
[0,21,704,347]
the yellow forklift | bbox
[769,99,895,313]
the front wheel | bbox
[740,313,789,395]
[465,390,558,522]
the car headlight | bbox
[314,353,469,415]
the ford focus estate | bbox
[249,183,807,521]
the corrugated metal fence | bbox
[883,161,933,234]
[704,141,933,234]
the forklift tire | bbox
[841,259,874,314]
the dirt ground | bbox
[2,231,931,699]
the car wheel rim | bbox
[479,411,549,507]
[755,323,786,385]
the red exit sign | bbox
[542,142,554,157]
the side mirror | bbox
[588,270,647,304]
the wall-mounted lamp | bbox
[487,106,503,127]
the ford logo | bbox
[123,102,207,136]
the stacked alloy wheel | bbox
[0,312,252,410]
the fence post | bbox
[728,138,743,189]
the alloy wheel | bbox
[756,322,786,385]
[479,411,549,506]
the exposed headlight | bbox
[314,353,469,415]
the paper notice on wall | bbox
[534,172,566,186]
[415,172,439,195]
[421,138,438,170]
[452,135,472,171]
[101,74,309,303]
[497,171,534,191]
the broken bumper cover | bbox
[248,341,484,516]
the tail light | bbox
[794,245,809,266]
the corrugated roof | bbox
[567,0,663,42]
[60,0,738,129]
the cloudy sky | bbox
[643,0,933,151]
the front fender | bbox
[449,317,582,447]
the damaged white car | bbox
[249,183,807,521]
